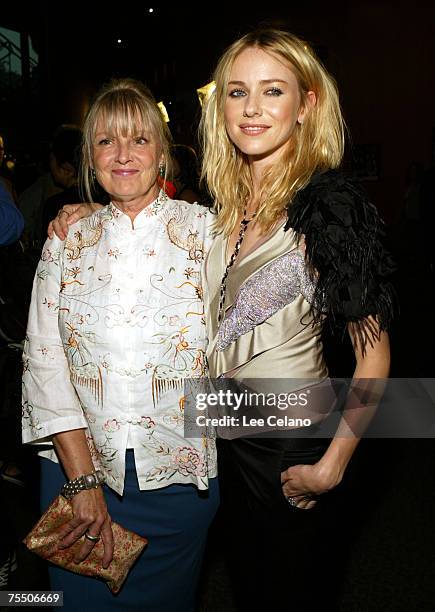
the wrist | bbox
[61,469,105,500]
[317,438,359,481]
[316,454,347,489]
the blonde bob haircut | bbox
[80,78,172,202]
[200,29,345,234]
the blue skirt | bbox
[40,450,219,611]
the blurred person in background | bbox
[0,133,18,201]
[170,144,201,203]
[0,180,24,588]
[0,181,23,247]
[40,125,83,242]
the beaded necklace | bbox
[217,207,257,323]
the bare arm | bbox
[315,321,390,483]
[281,317,390,509]
[54,429,114,567]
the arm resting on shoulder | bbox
[48,202,104,240]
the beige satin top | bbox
[204,223,328,386]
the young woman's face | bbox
[224,47,306,165]
[92,117,162,207]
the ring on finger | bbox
[286,496,298,506]
[57,209,69,218]
[84,530,101,542]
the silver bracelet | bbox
[60,470,105,500]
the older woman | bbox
[22,78,218,611]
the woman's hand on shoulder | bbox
[57,486,114,568]
[48,202,104,241]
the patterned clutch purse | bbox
[23,495,147,593]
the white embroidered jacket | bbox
[22,194,217,495]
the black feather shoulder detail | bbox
[284,169,397,353]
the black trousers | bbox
[217,436,349,611]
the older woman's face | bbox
[92,118,162,207]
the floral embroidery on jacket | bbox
[22,196,217,495]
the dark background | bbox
[1,0,435,222]
[1,2,435,610]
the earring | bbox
[91,168,96,179]
[159,162,165,178]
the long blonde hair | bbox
[200,29,345,234]
[80,78,172,202]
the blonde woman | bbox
[199,28,394,609]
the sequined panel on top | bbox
[216,249,316,351]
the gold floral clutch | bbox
[23,495,147,593]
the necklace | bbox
[217,207,257,323]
